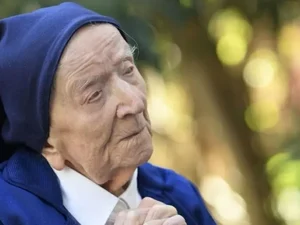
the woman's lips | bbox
[121,126,146,141]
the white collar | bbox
[53,167,141,225]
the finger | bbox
[163,215,187,225]
[138,197,165,208]
[144,216,187,225]
[114,208,151,225]
[114,210,139,225]
[124,211,139,225]
[114,210,128,225]
[133,208,151,224]
[144,205,177,222]
[144,219,166,225]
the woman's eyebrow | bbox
[69,75,105,95]
[113,45,135,66]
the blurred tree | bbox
[128,1,282,224]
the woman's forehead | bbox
[53,24,133,94]
[59,24,128,67]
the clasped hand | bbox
[114,197,186,225]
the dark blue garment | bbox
[0,149,216,225]
[0,2,216,225]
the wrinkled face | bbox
[44,24,153,194]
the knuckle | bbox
[177,215,185,221]
[140,197,165,208]
[156,205,177,214]
[142,197,164,205]
[115,210,127,222]
[143,197,153,201]
[168,205,178,214]
[163,215,186,225]
[143,197,155,202]
[117,211,127,218]
[126,210,138,220]
[151,204,165,215]
[152,204,163,210]
[176,215,186,224]
[142,197,153,202]
[147,204,177,220]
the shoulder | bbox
[0,163,64,225]
[0,163,32,222]
[138,163,216,225]
[138,162,201,196]
[0,164,24,222]
[139,162,199,193]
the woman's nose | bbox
[115,80,145,119]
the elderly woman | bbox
[0,2,216,225]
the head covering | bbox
[0,2,125,163]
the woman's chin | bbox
[101,180,125,196]
[101,168,134,196]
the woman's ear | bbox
[42,139,65,170]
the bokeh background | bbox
[2,0,300,224]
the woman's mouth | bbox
[121,126,146,141]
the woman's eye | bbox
[124,66,134,76]
[87,90,102,103]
